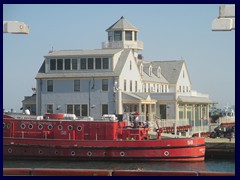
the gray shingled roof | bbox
[141,70,168,83]
[152,60,186,84]
[106,16,139,32]
[35,49,131,79]
[44,49,122,58]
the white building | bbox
[35,16,212,128]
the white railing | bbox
[102,41,143,50]
[156,119,190,127]
[218,116,235,123]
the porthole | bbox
[164,151,169,156]
[3,123,5,129]
[7,123,11,129]
[71,151,75,156]
[39,150,43,154]
[58,125,63,130]
[21,123,26,129]
[77,126,82,131]
[38,124,43,130]
[48,124,53,130]
[8,148,12,154]
[120,152,125,157]
[87,151,92,157]
[28,124,33,129]
[68,125,73,131]
[55,151,59,155]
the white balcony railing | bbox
[102,41,144,50]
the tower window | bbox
[125,31,132,40]
[114,31,122,41]
[134,32,137,41]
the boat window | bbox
[21,123,26,129]
[3,123,5,129]
[48,124,53,130]
[58,125,63,130]
[38,124,43,130]
[68,125,73,131]
[77,126,82,131]
[71,151,75,156]
[7,123,11,129]
[28,124,33,129]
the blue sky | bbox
[3,4,235,112]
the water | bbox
[3,159,235,173]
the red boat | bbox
[3,113,205,162]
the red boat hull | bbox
[3,114,205,162]
[3,137,205,162]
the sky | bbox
[3,4,235,112]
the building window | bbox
[88,58,94,69]
[135,81,138,92]
[124,79,126,91]
[102,79,108,91]
[65,59,71,70]
[114,31,122,41]
[57,59,63,70]
[47,80,53,92]
[95,58,102,69]
[130,60,132,70]
[130,80,132,92]
[103,58,109,69]
[74,80,80,92]
[134,32,137,41]
[183,86,185,92]
[148,83,150,92]
[67,105,73,114]
[102,104,108,115]
[183,70,185,78]
[74,105,80,116]
[46,104,53,113]
[179,86,181,92]
[82,104,88,116]
[125,31,132,40]
[108,32,113,41]
[72,59,78,70]
[80,58,86,70]
[50,59,56,70]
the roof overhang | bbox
[178,96,212,104]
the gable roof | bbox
[106,16,139,32]
[152,60,185,84]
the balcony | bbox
[102,40,144,50]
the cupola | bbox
[102,16,144,51]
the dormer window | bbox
[125,31,132,40]
[149,66,152,76]
[157,67,161,78]
[140,64,143,75]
